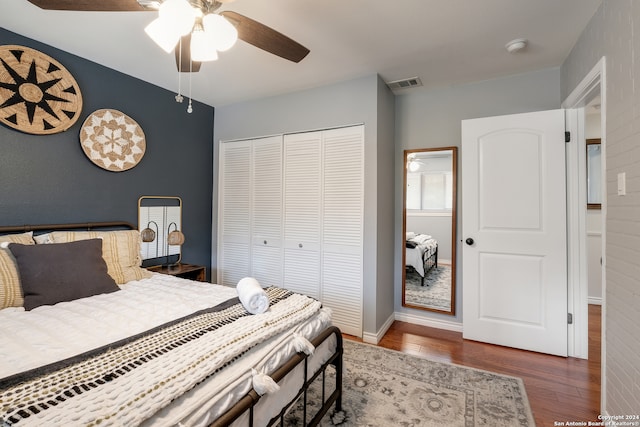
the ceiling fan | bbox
[25,0,310,73]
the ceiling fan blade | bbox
[220,11,309,63]
[26,0,153,11]
[175,34,202,73]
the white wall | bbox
[561,0,640,415]
[586,210,603,303]
[212,74,395,337]
[395,67,562,324]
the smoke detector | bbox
[505,38,528,53]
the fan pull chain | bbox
[175,38,184,104]
[187,57,193,113]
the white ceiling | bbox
[0,0,602,108]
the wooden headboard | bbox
[0,221,136,235]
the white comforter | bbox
[0,274,333,426]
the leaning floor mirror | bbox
[403,147,457,315]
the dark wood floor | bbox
[346,304,601,427]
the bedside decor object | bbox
[140,220,159,257]
[80,109,146,172]
[138,196,183,266]
[0,44,83,135]
[166,221,185,266]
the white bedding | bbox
[0,273,334,426]
[405,233,437,277]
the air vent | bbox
[386,77,423,90]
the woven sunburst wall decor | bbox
[80,109,146,172]
[0,45,83,134]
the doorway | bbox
[562,57,606,412]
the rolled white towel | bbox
[237,277,269,314]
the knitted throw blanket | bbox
[0,287,322,426]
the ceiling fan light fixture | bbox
[191,22,219,62]
[203,13,238,52]
[145,18,182,53]
[158,0,197,36]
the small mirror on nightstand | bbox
[138,196,184,268]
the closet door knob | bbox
[298,243,303,248]
[263,240,267,245]
[465,238,475,246]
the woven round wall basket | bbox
[0,45,83,135]
[80,109,146,172]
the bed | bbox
[405,232,438,286]
[0,221,343,427]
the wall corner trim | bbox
[363,313,395,344]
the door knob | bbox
[465,238,474,246]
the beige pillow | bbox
[50,230,152,284]
[0,232,34,308]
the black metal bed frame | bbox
[420,244,438,286]
[212,326,343,427]
[0,221,344,427]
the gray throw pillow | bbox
[9,238,119,311]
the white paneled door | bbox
[321,126,364,337]
[461,110,568,357]
[218,136,284,288]
[282,131,322,299]
[218,140,252,287]
[251,137,283,288]
[219,126,364,337]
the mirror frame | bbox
[586,138,602,210]
[402,147,457,315]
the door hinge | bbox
[568,313,573,324]
[565,131,571,143]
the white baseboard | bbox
[588,297,603,306]
[362,313,395,344]
[394,311,463,333]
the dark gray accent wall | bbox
[0,28,215,276]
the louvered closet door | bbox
[218,140,251,287]
[251,136,283,287]
[282,132,322,299]
[322,126,364,336]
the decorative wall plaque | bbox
[80,109,146,172]
[0,45,83,134]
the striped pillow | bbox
[49,230,152,284]
[0,232,34,308]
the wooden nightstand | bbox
[147,263,207,282]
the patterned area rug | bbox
[286,340,535,426]
[405,265,452,311]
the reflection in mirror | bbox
[586,138,601,209]
[402,147,457,315]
